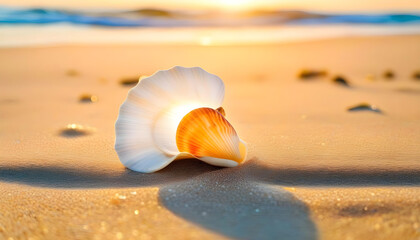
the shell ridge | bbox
[176,108,242,162]
[211,110,239,159]
[182,109,223,156]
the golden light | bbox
[199,36,212,46]
[169,103,202,127]
[153,102,202,154]
[216,0,253,9]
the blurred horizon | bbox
[1,0,420,47]
[0,0,420,12]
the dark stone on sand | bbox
[120,77,140,86]
[413,71,420,80]
[66,69,79,77]
[383,70,395,79]
[79,94,98,103]
[59,124,90,137]
[298,69,328,80]
[347,103,382,113]
[332,75,350,87]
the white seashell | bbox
[115,66,247,173]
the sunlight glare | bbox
[153,102,202,155]
[217,0,252,9]
[170,103,202,128]
[199,36,212,46]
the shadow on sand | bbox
[2,158,420,239]
[159,163,318,240]
[0,160,220,188]
[1,158,419,188]
[157,159,419,240]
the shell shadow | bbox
[159,161,318,240]
[3,158,417,239]
[0,160,220,188]
[252,162,420,186]
[1,157,419,188]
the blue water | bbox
[1,7,420,27]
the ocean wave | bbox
[1,7,420,27]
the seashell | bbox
[176,107,246,167]
[115,66,247,173]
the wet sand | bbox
[1,35,420,239]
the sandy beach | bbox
[1,35,420,239]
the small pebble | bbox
[298,69,328,80]
[59,124,90,137]
[383,70,395,79]
[347,103,382,113]
[120,75,147,86]
[120,77,139,86]
[412,71,420,80]
[332,75,350,87]
[79,94,98,103]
